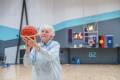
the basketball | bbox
[20,25,37,40]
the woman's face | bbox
[40,28,52,43]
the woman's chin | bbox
[41,38,47,42]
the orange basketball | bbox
[21,25,37,40]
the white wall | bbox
[25,0,120,27]
[5,46,17,64]
[0,0,22,29]
[26,0,54,28]
[53,0,120,24]
[0,0,120,29]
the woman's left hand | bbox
[26,36,40,52]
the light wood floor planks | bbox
[0,64,120,80]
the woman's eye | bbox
[41,31,44,33]
[45,31,49,33]
[41,30,49,34]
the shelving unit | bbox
[83,23,98,48]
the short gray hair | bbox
[39,24,55,37]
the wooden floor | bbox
[0,64,120,80]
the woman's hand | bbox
[26,37,40,52]
[21,36,34,53]
[22,36,40,52]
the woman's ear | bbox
[50,35,54,40]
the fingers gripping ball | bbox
[21,25,37,40]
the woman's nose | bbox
[42,33,46,35]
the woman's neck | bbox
[42,39,49,44]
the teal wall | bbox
[0,25,18,41]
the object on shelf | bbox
[88,25,94,32]
[88,37,96,48]
[73,32,83,40]
[79,43,83,48]
[73,44,77,48]
[106,35,113,48]
[99,34,105,48]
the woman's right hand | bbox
[21,36,32,53]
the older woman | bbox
[22,25,62,80]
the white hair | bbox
[39,24,55,37]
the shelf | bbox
[84,31,98,33]
[84,36,97,37]
[83,23,98,48]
